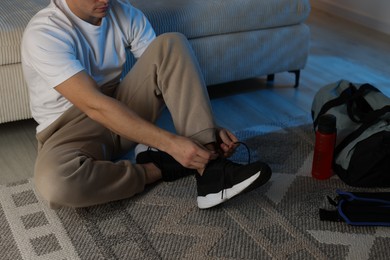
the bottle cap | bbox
[318,114,336,134]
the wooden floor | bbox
[1,8,390,185]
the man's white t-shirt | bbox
[21,0,156,133]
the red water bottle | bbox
[312,114,337,180]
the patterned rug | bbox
[1,123,389,260]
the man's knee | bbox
[35,170,83,208]
[156,32,189,50]
[159,32,186,42]
[34,156,90,208]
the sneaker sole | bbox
[197,171,261,209]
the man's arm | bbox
[55,71,214,169]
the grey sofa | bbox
[0,0,311,124]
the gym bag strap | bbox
[334,104,390,158]
[319,190,390,226]
[313,83,379,128]
[345,83,379,123]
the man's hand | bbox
[216,128,240,158]
[169,128,240,170]
[168,135,218,170]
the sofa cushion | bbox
[0,0,50,66]
[129,0,311,38]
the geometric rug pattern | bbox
[1,123,389,259]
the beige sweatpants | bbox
[34,33,216,208]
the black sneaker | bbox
[135,144,196,182]
[196,157,272,209]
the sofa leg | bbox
[267,70,300,88]
[289,70,300,88]
[267,74,275,83]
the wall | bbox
[311,0,390,35]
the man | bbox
[21,0,271,209]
